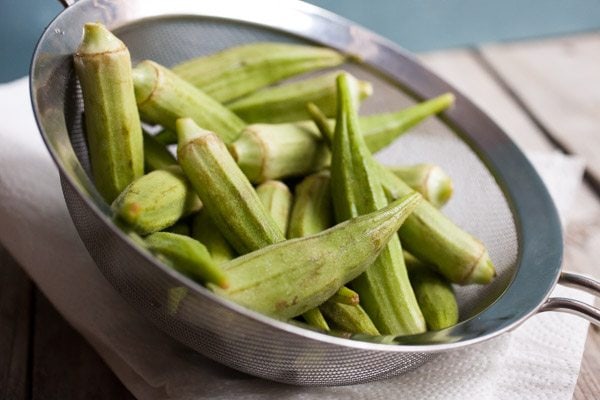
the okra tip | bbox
[176,118,211,146]
[77,23,123,54]
[426,165,454,207]
[464,250,496,284]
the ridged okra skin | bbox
[176,118,285,255]
[172,42,347,103]
[73,23,144,203]
[378,166,496,285]
[214,193,421,319]
[143,130,177,172]
[228,71,372,124]
[132,60,246,144]
[256,180,293,235]
[145,232,228,289]
[301,308,330,331]
[389,163,453,208]
[320,301,380,336]
[111,165,202,235]
[330,73,426,335]
[192,210,236,265]
[405,253,459,330]
[287,171,334,239]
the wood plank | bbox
[420,48,600,400]
[0,244,31,400]
[31,290,134,400]
[480,33,600,190]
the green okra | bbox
[378,165,496,285]
[172,42,347,103]
[256,180,293,234]
[73,23,144,202]
[132,60,246,143]
[228,71,372,124]
[213,193,421,319]
[143,130,177,172]
[228,122,331,184]
[319,301,380,336]
[145,232,229,288]
[302,308,330,331]
[330,73,426,335]
[329,286,360,306]
[287,171,334,239]
[230,93,454,183]
[154,129,177,146]
[405,252,459,330]
[389,163,453,208]
[177,118,285,254]
[192,210,236,265]
[111,166,202,235]
[360,93,455,152]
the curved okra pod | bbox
[143,130,177,172]
[405,252,459,330]
[146,232,229,289]
[388,163,453,208]
[319,301,380,336]
[302,308,330,331]
[73,23,144,202]
[111,166,202,235]
[214,193,421,319]
[330,73,426,335]
[228,71,372,124]
[132,60,246,143]
[172,42,347,103]
[378,165,496,284]
[256,180,293,235]
[192,210,236,265]
[177,118,285,254]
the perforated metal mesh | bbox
[37,3,526,386]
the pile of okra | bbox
[74,22,495,336]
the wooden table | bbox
[1,33,599,399]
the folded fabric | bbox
[0,77,590,399]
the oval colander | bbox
[30,0,600,385]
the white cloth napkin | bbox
[0,77,592,400]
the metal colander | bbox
[31,0,600,386]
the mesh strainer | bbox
[31,0,600,386]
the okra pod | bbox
[389,163,453,208]
[405,253,459,330]
[319,301,380,336]
[287,171,334,239]
[111,166,202,235]
[329,286,360,306]
[214,193,421,319]
[228,122,330,184]
[143,130,177,172]
[177,118,285,254]
[145,232,229,289]
[228,71,372,124]
[302,308,330,331]
[192,210,236,265]
[73,23,144,202]
[172,42,347,102]
[378,165,496,284]
[132,60,246,143]
[256,180,293,235]
[330,73,426,335]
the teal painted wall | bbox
[2,0,600,82]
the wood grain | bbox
[421,47,600,400]
[0,245,31,400]
[30,291,134,400]
[480,33,600,189]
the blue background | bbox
[2,0,600,82]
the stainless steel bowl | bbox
[30,0,600,386]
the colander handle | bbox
[538,271,600,326]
